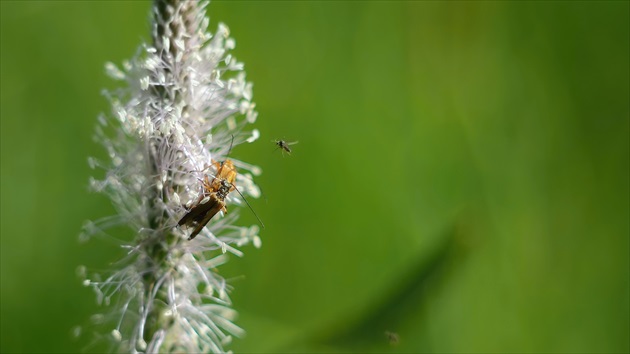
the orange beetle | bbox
[178,159,238,240]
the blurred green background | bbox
[1,1,628,353]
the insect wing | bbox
[187,196,225,240]
[178,196,212,227]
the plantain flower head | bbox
[79,1,262,352]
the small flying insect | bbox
[384,331,400,346]
[273,139,298,156]
[178,139,264,240]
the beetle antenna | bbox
[232,184,265,229]
[224,135,235,161]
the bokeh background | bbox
[1,1,628,353]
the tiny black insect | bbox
[273,139,298,156]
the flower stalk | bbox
[80,1,262,352]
